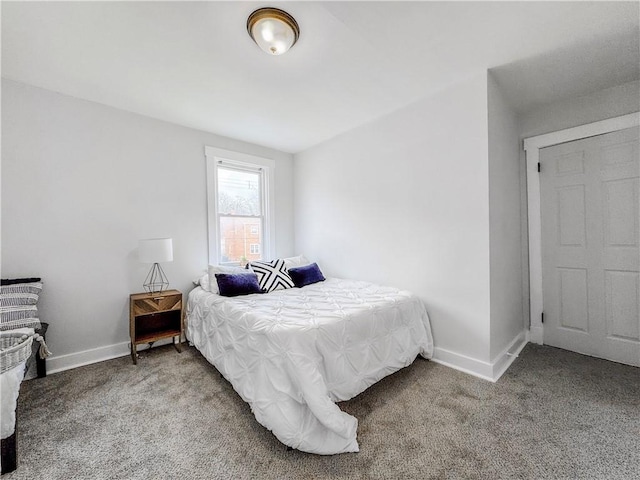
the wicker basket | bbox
[0,331,34,374]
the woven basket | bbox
[0,331,34,374]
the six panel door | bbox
[540,126,639,367]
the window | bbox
[206,147,275,266]
[217,166,262,265]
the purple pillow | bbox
[288,263,325,288]
[215,273,263,297]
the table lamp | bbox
[138,238,173,293]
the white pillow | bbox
[282,255,310,270]
[194,273,210,291]
[207,265,249,294]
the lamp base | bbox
[143,263,169,293]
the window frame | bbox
[205,146,275,265]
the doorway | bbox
[525,113,640,367]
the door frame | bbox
[523,112,639,345]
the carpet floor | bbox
[4,343,639,479]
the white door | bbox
[540,126,639,366]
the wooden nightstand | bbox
[129,289,183,365]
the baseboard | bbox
[46,332,530,381]
[46,338,175,375]
[432,330,529,383]
[432,348,494,382]
[490,330,529,382]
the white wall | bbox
[519,80,640,138]
[487,73,524,361]
[1,79,294,370]
[294,74,494,366]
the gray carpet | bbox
[4,343,639,479]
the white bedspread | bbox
[186,278,434,454]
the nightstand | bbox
[129,289,183,365]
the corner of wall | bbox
[432,329,528,382]
[487,71,526,361]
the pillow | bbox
[288,263,326,288]
[0,305,40,331]
[194,273,209,290]
[0,281,43,307]
[215,273,263,297]
[0,280,43,330]
[207,265,249,294]
[247,259,295,292]
[282,255,310,270]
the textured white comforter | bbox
[186,278,434,454]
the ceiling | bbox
[2,2,638,153]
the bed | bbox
[186,274,434,455]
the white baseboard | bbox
[432,348,495,381]
[490,330,529,381]
[432,330,529,382]
[46,338,175,375]
[46,331,530,382]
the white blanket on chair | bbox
[1,327,33,443]
[1,361,26,440]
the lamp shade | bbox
[138,238,173,263]
[247,8,300,56]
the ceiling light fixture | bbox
[247,7,300,56]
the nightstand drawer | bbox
[132,293,181,316]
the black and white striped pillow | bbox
[0,305,40,330]
[0,280,43,330]
[247,259,295,293]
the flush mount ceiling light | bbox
[247,7,300,56]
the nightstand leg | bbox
[174,335,182,353]
[131,343,137,365]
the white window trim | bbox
[250,243,260,254]
[205,146,276,265]
[523,112,639,345]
